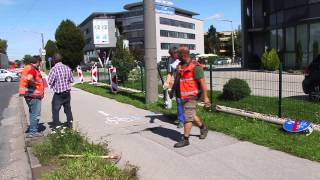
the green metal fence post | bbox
[278,62,283,118]
[139,63,144,92]
[210,59,213,111]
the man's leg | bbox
[62,92,73,128]
[193,115,208,139]
[176,98,184,128]
[51,93,62,127]
[27,98,41,137]
[174,99,196,148]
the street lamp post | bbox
[23,30,46,71]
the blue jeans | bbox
[25,97,41,134]
[176,98,185,124]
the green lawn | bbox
[32,129,137,179]
[75,82,320,162]
[210,91,320,124]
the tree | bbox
[45,40,58,69]
[22,54,33,65]
[234,26,242,58]
[261,49,280,71]
[55,19,85,69]
[15,60,22,68]
[0,39,8,54]
[204,25,220,54]
[112,36,136,82]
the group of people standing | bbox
[19,54,74,138]
[18,47,209,148]
[164,47,211,148]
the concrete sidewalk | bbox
[36,87,320,180]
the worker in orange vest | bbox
[173,47,211,148]
[19,56,44,138]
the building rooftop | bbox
[79,2,200,27]
[124,1,199,16]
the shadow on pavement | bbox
[143,126,182,142]
[25,123,46,133]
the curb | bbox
[19,97,43,180]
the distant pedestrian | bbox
[48,53,74,129]
[19,56,44,138]
[163,47,185,128]
[173,47,210,148]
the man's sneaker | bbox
[26,132,43,138]
[174,137,190,148]
[66,121,73,129]
[200,125,208,139]
[173,120,179,124]
[177,122,184,129]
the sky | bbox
[0,0,241,60]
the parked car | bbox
[0,69,19,82]
[302,55,320,99]
[214,57,232,65]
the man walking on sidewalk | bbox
[164,47,185,128]
[174,47,210,148]
[48,53,74,129]
[19,56,44,138]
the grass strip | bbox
[75,82,320,162]
[32,129,137,179]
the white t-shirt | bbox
[168,57,180,78]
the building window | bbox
[297,24,308,65]
[161,43,196,50]
[285,27,295,68]
[160,17,195,29]
[270,30,277,49]
[277,29,284,51]
[85,28,90,35]
[160,30,195,39]
[310,22,320,61]
[285,27,295,51]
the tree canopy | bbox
[204,25,220,54]
[55,19,85,69]
[112,36,136,82]
[0,39,8,54]
[45,40,58,69]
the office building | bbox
[79,1,204,63]
[242,0,320,69]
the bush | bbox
[261,49,280,71]
[221,79,251,101]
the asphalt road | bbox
[0,82,32,179]
[0,82,18,125]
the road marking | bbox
[98,110,138,125]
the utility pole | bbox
[144,0,158,103]
[41,33,46,71]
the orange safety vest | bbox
[177,61,203,100]
[19,65,44,98]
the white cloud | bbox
[0,0,15,5]
[205,13,224,20]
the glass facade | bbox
[310,22,320,60]
[160,17,195,29]
[160,30,195,39]
[161,43,196,50]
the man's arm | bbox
[164,72,173,89]
[199,78,210,104]
[47,68,55,87]
[26,69,37,86]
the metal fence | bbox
[207,63,320,124]
[96,60,319,124]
